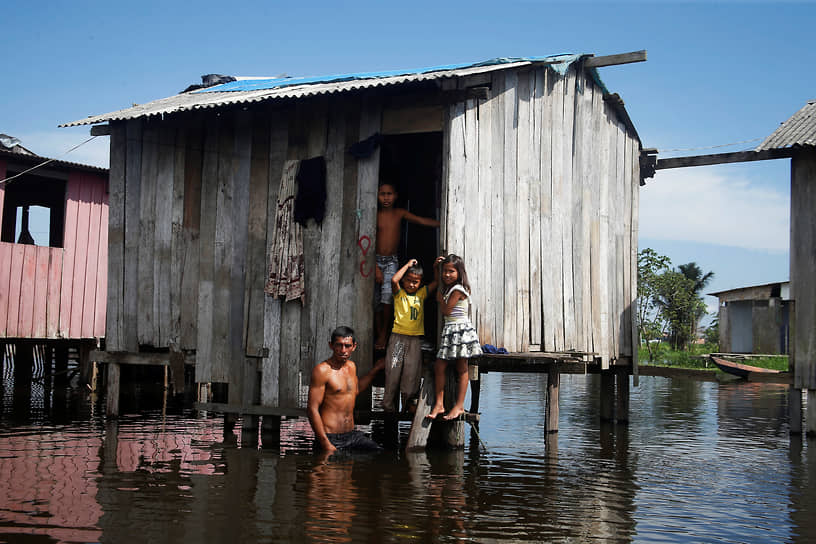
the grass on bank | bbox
[638,343,789,372]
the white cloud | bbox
[14,128,109,169]
[640,167,789,252]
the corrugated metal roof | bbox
[0,149,107,176]
[756,99,816,151]
[61,55,586,127]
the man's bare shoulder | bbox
[311,360,332,381]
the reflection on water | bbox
[1,370,816,543]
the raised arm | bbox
[307,364,336,452]
[402,209,440,228]
[358,358,385,394]
[391,258,417,292]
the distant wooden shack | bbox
[0,144,109,343]
[710,281,790,354]
[63,53,645,417]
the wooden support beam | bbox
[546,363,560,433]
[90,124,111,136]
[616,368,630,424]
[600,370,615,422]
[585,50,647,68]
[655,148,794,170]
[790,387,802,434]
[106,362,121,417]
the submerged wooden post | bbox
[615,367,630,424]
[807,390,816,436]
[407,364,466,450]
[600,369,614,422]
[546,362,559,433]
[407,367,436,450]
[106,362,121,417]
[469,363,481,414]
[790,387,803,434]
[261,415,281,449]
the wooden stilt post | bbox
[90,361,99,393]
[615,367,630,424]
[790,387,803,434]
[546,362,560,433]
[600,369,614,422]
[407,366,435,450]
[261,415,281,449]
[807,390,816,436]
[469,363,481,414]
[440,364,465,448]
[106,362,121,417]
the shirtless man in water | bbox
[308,326,385,452]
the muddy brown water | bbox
[1,366,815,543]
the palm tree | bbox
[677,262,714,345]
[677,262,714,295]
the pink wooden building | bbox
[0,147,109,342]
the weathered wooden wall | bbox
[441,65,640,365]
[106,93,380,407]
[0,162,108,340]
[791,152,816,389]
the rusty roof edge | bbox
[59,60,541,128]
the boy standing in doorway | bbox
[375,182,439,350]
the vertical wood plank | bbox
[548,69,566,351]
[539,68,555,352]
[46,247,62,338]
[336,101,361,329]
[528,68,544,349]
[444,100,466,255]
[106,123,126,350]
[231,112,253,404]
[154,127,176,347]
[630,134,640,378]
[261,109,289,407]
[94,178,109,338]
[790,155,816,389]
[137,126,158,345]
[122,120,142,352]
[180,118,203,351]
[246,114,272,357]
[300,97,329,381]
[7,245,25,337]
[81,177,103,338]
[463,98,481,337]
[570,68,589,353]
[316,101,346,356]
[32,245,50,338]
[352,96,382,381]
[621,136,635,357]
[516,69,533,352]
[169,125,187,348]
[502,70,519,352]
[69,176,92,338]
[489,73,506,349]
[0,242,10,337]
[18,244,37,337]
[596,92,612,366]
[195,117,220,383]
[212,115,236,383]
[59,174,81,337]
[475,88,494,344]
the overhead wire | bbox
[0,135,99,185]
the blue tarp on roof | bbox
[193,54,586,94]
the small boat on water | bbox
[710,356,781,378]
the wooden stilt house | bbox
[0,143,108,343]
[63,52,645,416]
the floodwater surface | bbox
[1,367,815,543]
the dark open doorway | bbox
[378,131,443,340]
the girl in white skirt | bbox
[426,254,482,420]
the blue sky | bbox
[4,1,814,322]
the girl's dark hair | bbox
[439,254,470,294]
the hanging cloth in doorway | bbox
[265,159,305,302]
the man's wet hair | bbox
[406,264,424,277]
[330,326,356,344]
